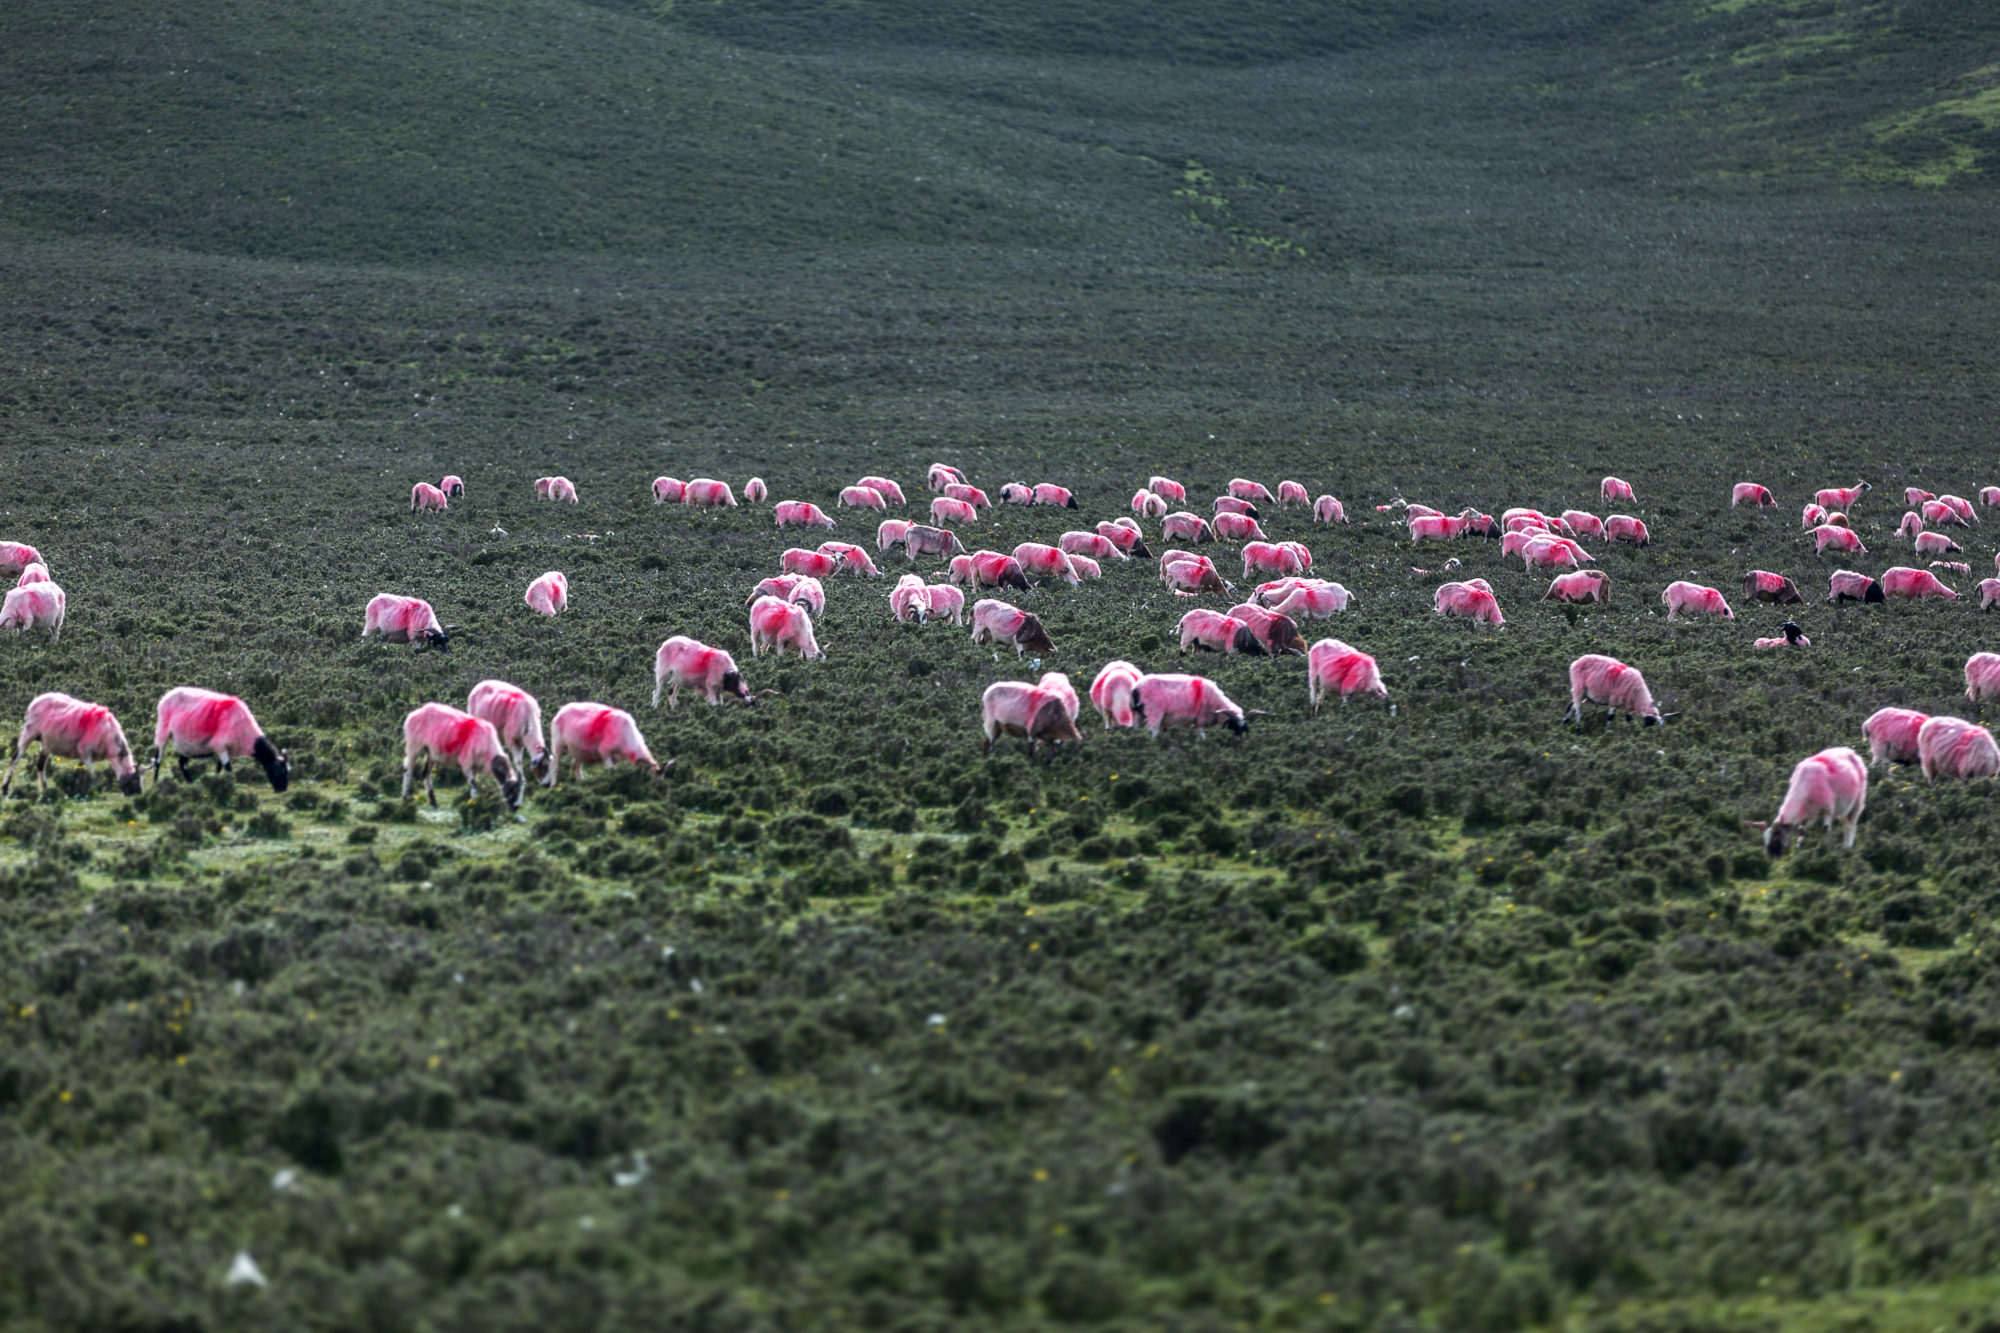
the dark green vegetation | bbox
[7,0,2000,1327]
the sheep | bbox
[919,582,966,623]
[1543,569,1610,604]
[16,563,50,587]
[927,463,966,492]
[1862,707,1929,767]
[1921,500,1968,528]
[970,600,1055,657]
[1966,652,2000,705]
[411,482,449,512]
[440,475,464,499]
[1521,535,1588,571]
[1565,654,1663,727]
[0,543,43,576]
[1933,561,1973,575]
[1178,608,1269,657]
[1662,581,1734,621]
[1032,483,1078,509]
[780,548,841,580]
[838,486,887,512]
[1981,486,2000,509]
[1435,580,1505,625]
[744,477,768,503]
[1228,479,1276,504]
[1131,673,1256,739]
[943,483,991,510]
[904,524,967,561]
[1980,578,2000,612]
[653,636,755,708]
[1752,622,1810,648]
[776,500,837,530]
[1036,671,1081,721]
[1828,570,1885,604]
[1267,580,1352,619]
[1089,660,1145,729]
[1560,510,1607,541]
[153,686,288,790]
[0,583,65,643]
[1013,542,1081,587]
[1059,531,1124,562]
[1,692,143,798]
[542,477,579,503]
[1815,482,1871,510]
[1750,746,1867,853]
[1880,566,1959,601]
[980,681,1083,756]
[682,478,737,508]
[547,702,664,786]
[362,593,451,649]
[1068,554,1102,580]
[1212,512,1266,543]
[534,477,554,498]
[1162,512,1214,543]
[1917,716,2000,785]
[1915,530,1964,558]
[1313,495,1348,524]
[858,476,907,505]
[1000,482,1036,505]
[1601,476,1635,503]
[1242,541,1307,579]
[930,496,979,526]
[1731,482,1776,508]
[524,571,568,616]
[1162,557,1229,596]
[1811,525,1866,555]
[1148,476,1187,503]
[968,551,1032,591]
[403,703,524,813]
[467,679,549,782]
[1227,603,1306,655]
[876,518,914,553]
[817,541,884,578]
[1277,480,1309,508]
[1307,639,1386,710]
[1824,512,1852,529]
[1212,495,1261,518]
[1131,489,1168,519]
[652,476,687,504]
[1801,503,1829,530]
[1411,514,1469,544]
[1907,487,1937,507]
[1742,570,1803,605]
[748,574,826,616]
[1940,493,1978,524]
[749,596,826,659]
[1590,515,1643,550]
[890,574,928,623]
[1897,511,1926,539]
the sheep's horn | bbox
[1242,709,1274,718]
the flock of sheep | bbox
[4,463,1998,862]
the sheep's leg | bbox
[402,751,416,799]
[34,749,48,799]
[0,730,28,798]
[177,755,194,783]
[423,759,437,807]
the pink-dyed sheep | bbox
[1915,530,1964,558]
[1543,570,1609,604]
[1606,515,1650,547]
[1097,519,1151,559]
[1897,511,1925,540]
[1560,510,1606,541]
[749,596,826,659]
[1212,495,1260,518]
[362,593,451,649]
[1307,639,1386,710]
[943,483,991,510]
[1179,608,1268,657]
[1828,571,1884,604]
[970,599,1055,656]
[1981,486,2000,509]
[1162,556,1230,596]
[653,476,687,504]
[1743,570,1803,605]
[890,574,928,623]
[543,477,579,503]
[817,541,884,578]
[403,703,524,812]
[1752,746,1867,853]
[1031,483,1078,509]
[1148,476,1187,504]
[1036,671,1080,721]
[1132,673,1254,739]
[1907,487,1937,507]
[653,636,755,708]
[16,563,51,587]
[1,692,142,798]
[1566,655,1662,727]
[525,571,568,616]
[1862,707,1929,767]
[1068,554,1102,580]
[1662,581,1733,621]
[918,582,965,623]
[1162,512,1214,543]
[927,463,966,492]
[1601,476,1635,503]
[999,482,1035,505]
[1932,561,1973,575]
[1521,536,1584,571]
[1880,567,1959,601]
[1980,578,2000,612]
[1752,622,1810,648]
[1940,493,1978,524]
[1059,531,1123,562]
[905,524,968,561]
[1411,514,1469,544]
[1089,660,1145,729]
[930,496,979,526]
[411,482,449,512]
[1921,499,1967,528]
[858,475,907,505]
[1815,481,1870,510]
[1242,541,1306,579]
[1132,489,1168,519]
[1267,581,1352,620]
[748,574,826,615]
[1918,716,2000,785]
[968,551,1032,591]
[683,478,737,508]
[1013,542,1081,587]
[440,475,464,499]
[1732,482,1775,508]
[776,500,837,530]
[1812,524,1866,555]
[0,543,44,576]
[1966,652,2000,705]
[547,702,663,786]
[0,582,65,643]
[877,518,914,553]
[467,679,549,782]
[1226,603,1306,655]
[153,687,288,790]
[1313,495,1348,524]
[780,548,841,580]
[1276,480,1309,508]
[744,477,768,503]
[1801,503,1829,530]
[1212,512,1266,543]
[1228,479,1276,504]
[979,681,1083,756]
[838,485,887,512]
[1435,580,1505,626]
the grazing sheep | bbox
[653,476,687,504]
[1,692,143,798]
[1605,515,1650,547]
[1752,622,1810,648]
[1543,570,1610,605]
[0,582,65,643]
[1601,476,1635,503]
[1435,580,1505,625]
[682,478,737,508]
[816,541,883,577]
[1915,530,1964,558]
[1918,716,2000,785]
[1031,483,1078,509]
[1307,639,1386,709]
[943,483,991,510]
[1966,652,2000,705]
[402,703,523,813]
[838,485,887,512]
[1742,570,1803,605]
[930,496,979,526]
[1731,482,1775,508]
[153,687,288,790]
[1132,489,1168,519]
[748,574,826,616]
[1566,654,1663,727]
[411,482,449,512]
[653,637,755,708]
[1880,567,1959,601]
[858,475,907,505]
[1228,479,1276,504]
[749,596,826,659]
[441,475,464,499]
[743,476,768,503]
[547,702,663,786]
[1277,480,1309,508]
[467,679,549,783]
[980,681,1083,756]
[1829,570,1885,604]
[970,600,1055,656]
[1814,482,1871,510]
[1313,495,1348,524]
[361,593,451,648]
[1089,660,1145,729]
[1662,581,1734,621]
[904,524,967,561]
[1178,608,1268,657]
[524,571,568,616]
[927,463,966,492]
[1147,476,1187,504]
[0,543,44,576]
[775,500,837,530]
[1132,673,1256,739]
[1751,746,1867,853]
[1862,707,1929,767]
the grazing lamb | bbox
[1228,479,1276,504]
[411,482,449,512]
[0,543,45,576]
[1131,673,1254,739]
[1089,660,1145,729]
[943,483,991,510]
[653,636,755,708]
[683,478,737,508]
[1013,542,1081,587]
[467,679,549,781]
[1966,652,2000,705]
[1917,716,2000,785]
[780,548,841,580]
[1162,512,1215,543]
[1,692,143,798]
[1980,578,2000,612]
[744,477,768,503]
[1212,512,1267,543]
[1277,480,1309,508]
[1811,525,1866,555]
[1227,603,1306,655]
[1880,566,1959,601]
[1436,580,1505,625]
[1915,530,1964,558]
[1801,503,1829,530]
[1307,639,1386,710]
[653,476,687,504]
[1828,570,1885,604]
[1601,476,1635,503]
[1178,608,1269,657]
[441,475,464,499]
[1132,489,1168,519]
[927,463,966,492]
[1742,570,1803,605]
[1662,581,1734,621]
[1814,482,1871,510]
[980,681,1083,756]
[1732,482,1776,508]
[1605,515,1650,547]
[904,524,967,561]
[1862,707,1929,767]
[524,571,568,616]
[877,518,914,552]
[547,702,663,786]
[362,593,450,649]
[1565,654,1662,727]
[1543,569,1610,604]
[775,500,837,530]
[402,704,524,813]
[969,551,1031,590]
[817,541,884,578]
[1032,483,1078,509]
[1560,510,1607,541]
[857,476,907,505]
[16,563,50,587]
[1000,482,1036,505]
[1751,746,1867,853]
[838,485,887,512]
[1148,476,1187,504]
[153,687,288,790]
[749,596,826,659]
[1059,531,1123,562]
[0,583,65,643]
[1752,621,1810,648]
[748,574,826,615]
[1313,495,1348,524]
[1932,561,1972,575]
[930,496,979,526]
[970,600,1055,657]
